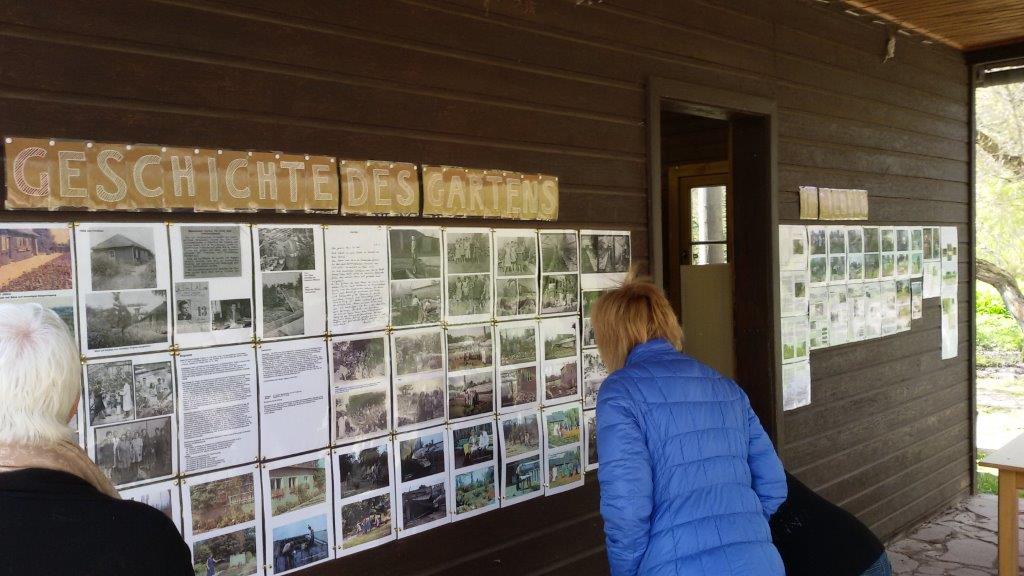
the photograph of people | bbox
[0,303,192,575]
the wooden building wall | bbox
[0,0,971,573]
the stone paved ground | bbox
[886,494,1024,575]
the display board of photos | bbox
[0,221,628,574]
[778,223,957,412]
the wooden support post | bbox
[996,471,1020,576]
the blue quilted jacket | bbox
[596,339,787,576]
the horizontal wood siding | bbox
[0,0,970,573]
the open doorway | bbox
[648,80,779,438]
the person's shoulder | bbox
[108,498,184,541]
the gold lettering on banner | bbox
[421,165,558,220]
[2,137,340,212]
[340,160,420,216]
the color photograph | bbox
[192,527,258,576]
[189,472,255,534]
[454,467,496,514]
[543,317,578,360]
[448,371,494,420]
[271,514,330,573]
[269,458,327,517]
[547,447,582,489]
[93,416,173,487]
[259,227,316,271]
[85,289,168,349]
[544,359,578,401]
[341,493,392,549]
[545,405,581,449]
[89,227,158,291]
[0,226,72,293]
[337,443,390,501]
[446,324,493,371]
[504,455,541,499]
[400,481,446,530]
[452,421,494,469]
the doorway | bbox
[647,79,779,439]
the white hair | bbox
[0,302,81,444]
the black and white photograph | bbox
[392,329,444,376]
[174,281,210,334]
[212,298,253,330]
[85,289,168,350]
[448,371,495,420]
[259,227,316,272]
[544,358,579,402]
[450,420,494,470]
[391,278,442,327]
[582,350,608,409]
[495,234,537,276]
[585,410,599,471]
[334,384,390,444]
[331,336,387,383]
[447,324,493,372]
[500,412,541,459]
[271,513,331,573]
[808,226,827,255]
[580,233,630,274]
[499,323,537,366]
[827,227,846,255]
[336,441,391,501]
[542,316,578,361]
[446,273,492,320]
[88,227,158,291]
[540,273,578,315]
[340,493,393,551]
[847,227,864,254]
[864,227,880,253]
[390,228,442,280]
[881,228,896,253]
[191,527,258,576]
[540,231,578,273]
[896,227,910,252]
[496,277,537,317]
[500,366,538,409]
[445,231,490,274]
[809,255,827,285]
[399,481,447,532]
[398,429,447,483]
[261,272,305,338]
[394,375,446,429]
[93,416,174,486]
[847,253,865,282]
[828,255,847,284]
[87,360,136,425]
[133,360,174,418]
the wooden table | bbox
[980,433,1024,576]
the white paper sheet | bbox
[496,319,540,414]
[75,222,172,356]
[493,229,539,320]
[325,225,389,335]
[542,403,584,496]
[261,450,334,574]
[448,416,499,521]
[391,327,446,432]
[170,223,254,348]
[808,286,830,350]
[444,228,493,324]
[257,338,330,459]
[581,349,608,409]
[120,480,183,533]
[394,426,451,537]
[446,323,496,422]
[329,332,391,445]
[498,410,544,506]
[389,226,443,328]
[782,360,811,411]
[0,222,78,338]
[540,316,581,404]
[333,437,396,556]
[580,229,631,289]
[85,351,177,488]
[176,344,259,474]
[780,270,810,318]
[778,225,808,272]
[182,466,264,576]
[539,230,580,316]
[940,227,959,359]
[253,224,326,340]
[781,315,810,364]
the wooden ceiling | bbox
[846,0,1024,51]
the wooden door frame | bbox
[647,77,782,444]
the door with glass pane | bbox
[667,163,735,378]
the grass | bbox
[976,451,1024,498]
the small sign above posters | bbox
[339,160,420,216]
[421,165,558,220]
[3,137,338,212]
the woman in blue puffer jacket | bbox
[593,278,787,576]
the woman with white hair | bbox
[0,302,192,576]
